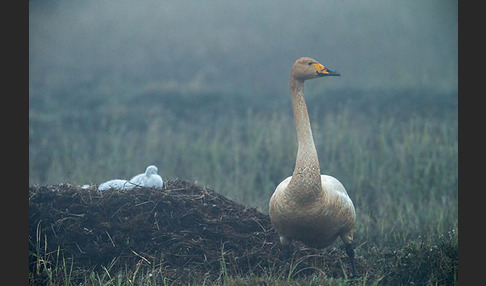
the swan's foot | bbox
[345,243,357,277]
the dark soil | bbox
[28,180,361,284]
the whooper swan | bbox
[269,57,357,275]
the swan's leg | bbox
[282,244,291,261]
[280,236,292,261]
[341,234,357,277]
[344,243,357,277]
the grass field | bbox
[29,87,458,284]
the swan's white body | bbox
[98,179,134,191]
[129,165,164,188]
[269,57,357,275]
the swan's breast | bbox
[269,174,356,248]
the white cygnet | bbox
[129,165,164,188]
[98,179,134,191]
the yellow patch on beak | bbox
[312,63,329,75]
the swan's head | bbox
[291,57,340,81]
[145,165,158,176]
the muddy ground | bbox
[29,180,364,284]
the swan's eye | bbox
[307,62,314,66]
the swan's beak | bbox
[315,63,340,77]
[320,68,340,77]
[312,63,340,77]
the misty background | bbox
[29,0,458,206]
[30,1,457,96]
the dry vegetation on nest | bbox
[29,181,456,285]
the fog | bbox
[30,0,458,100]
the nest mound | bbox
[29,180,357,284]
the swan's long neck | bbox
[288,77,323,202]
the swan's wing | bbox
[321,174,356,217]
[142,174,164,188]
[271,176,292,200]
[129,173,145,185]
[321,175,351,197]
[269,176,292,217]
